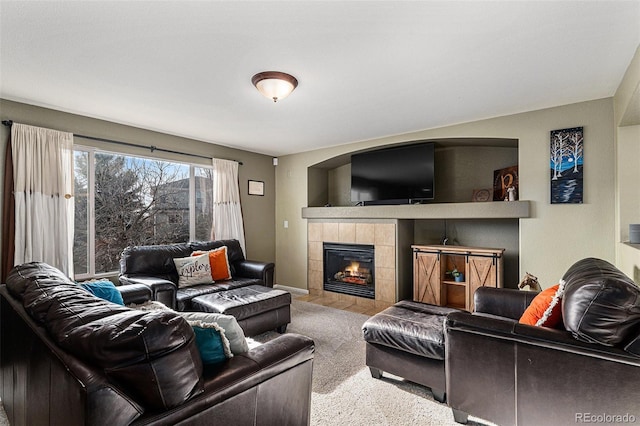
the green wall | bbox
[0,99,276,276]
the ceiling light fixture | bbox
[251,71,298,102]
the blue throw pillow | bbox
[188,320,233,365]
[178,312,249,355]
[80,279,125,306]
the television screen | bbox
[350,142,435,205]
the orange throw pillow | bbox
[192,246,232,281]
[519,281,565,328]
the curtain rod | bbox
[1,120,243,165]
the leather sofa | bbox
[445,258,640,425]
[119,239,275,311]
[1,262,314,426]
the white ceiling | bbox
[1,1,639,156]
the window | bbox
[73,147,213,278]
[194,168,214,241]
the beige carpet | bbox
[252,298,494,426]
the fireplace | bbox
[323,242,375,299]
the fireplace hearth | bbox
[323,242,375,299]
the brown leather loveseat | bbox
[445,258,640,425]
[1,262,314,426]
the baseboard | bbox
[274,284,308,295]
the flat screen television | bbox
[350,142,435,205]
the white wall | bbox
[276,97,616,290]
[614,45,640,282]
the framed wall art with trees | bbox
[550,126,584,204]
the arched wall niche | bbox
[305,137,521,287]
[307,137,518,207]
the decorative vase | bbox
[455,274,464,282]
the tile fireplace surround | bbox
[308,220,406,310]
[304,203,529,308]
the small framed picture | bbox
[248,180,264,196]
[493,165,518,201]
[472,188,493,202]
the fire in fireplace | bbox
[323,242,375,299]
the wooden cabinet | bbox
[412,245,504,311]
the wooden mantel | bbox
[302,200,530,220]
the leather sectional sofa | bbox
[1,262,315,426]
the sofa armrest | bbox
[150,333,315,425]
[234,260,275,287]
[118,283,152,305]
[118,275,177,309]
[446,310,517,339]
[474,287,538,319]
[237,333,314,369]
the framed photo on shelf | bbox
[493,166,518,201]
[472,188,493,202]
[248,180,264,196]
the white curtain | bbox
[12,123,75,276]
[212,158,246,255]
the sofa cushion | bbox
[193,246,233,281]
[128,300,250,355]
[173,253,214,288]
[189,239,245,276]
[80,279,125,306]
[120,242,191,284]
[64,309,204,410]
[8,264,131,332]
[7,262,204,411]
[562,257,640,346]
[6,260,73,302]
[180,311,249,354]
[519,282,565,328]
[188,320,233,364]
[189,239,245,265]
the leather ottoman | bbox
[361,300,463,403]
[191,285,291,336]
